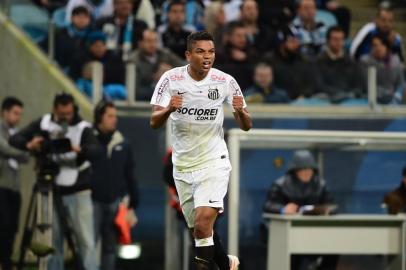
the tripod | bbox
[17,174,84,270]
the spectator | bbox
[32,0,67,13]
[264,27,320,100]
[66,0,113,23]
[223,0,243,23]
[72,32,125,82]
[290,0,329,61]
[263,150,337,270]
[0,97,29,270]
[237,0,275,54]
[258,0,296,30]
[216,21,256,90]
[91,100,139,270]
[159,0,205,30]
[360,34,405,104]
[96,0,148,57]
[185,0,205,30]
[317,26,364,103]
[130,29,185,101]
[133,0,156,29]
[9,93,100,270]
[244,63,290,104]
[42,6,92,74]
[316,0,351,37]
[383,165,406,214]
[203,1,226,53]
[157,0,196,59]
[73,32,127,100]
[350,6,404,61]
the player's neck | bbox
[187,65,209,81]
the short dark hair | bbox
[94,100,116,125]
[1,96,23,112]
[71,5,90,17]
[226,21,245,35]
[326,26,344,40]
[186,31,214,51]
[53,93,75,108]
[168,0,185,12]
[371,33,391,50]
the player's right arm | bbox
[150,95,182,129]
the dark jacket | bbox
[265,49,321,99]
[91,129,139,209]
[263,150,333,214]
[215,43,257,90]
[9,114,101,195]
[317,50,364,103]
[383,182,406,214]
[41,25,91,73]
[71,49,126,84]
[158,25,193,59]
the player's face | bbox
[186,40,215,74]
[2,105,23,127]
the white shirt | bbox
[151,65,247,171]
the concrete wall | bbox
[0,12,92,121]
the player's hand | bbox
[284,203,299,215]
[232,96,244,113]
[26,136,44,152]
[168,95,183,112]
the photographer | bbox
[0,97,29,270]
[9,93,100,270]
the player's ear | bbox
[185,50,191,62]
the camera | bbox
[35,135,73,184]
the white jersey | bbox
[151,65,247,171]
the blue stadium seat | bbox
[316,10,337,29]
[10,4,49,43]
[52,7,67,29]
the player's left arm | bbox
[232,96,252,131]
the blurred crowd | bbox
[28,0,406,105]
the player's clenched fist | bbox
[232,96,244,112]
[168,95,183,112]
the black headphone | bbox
[94,99,115,125]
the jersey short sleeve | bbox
[225,77,247,110]
[150,72,172,107]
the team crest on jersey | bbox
[208,87,220,100]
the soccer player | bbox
[150,31,252,270]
